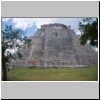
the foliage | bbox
[79,18,98,47]
[2,25,24,62]
[2,25,31,80]
[23,36,32,47]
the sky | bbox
[2,18,83,37]
[2,18,98,52]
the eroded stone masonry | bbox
[11,23,98,68]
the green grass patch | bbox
[7,66,98,81]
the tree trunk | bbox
[2,60,7,81]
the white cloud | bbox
[12,18,58,30]
[2,18,83,32]
[34,18,82,32]
[12,18,35,30]
[2,18,10,22]
[76,31,81,35]
[34,18,57,28]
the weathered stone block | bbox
[11,23,98,68]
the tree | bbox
[78,18,98,47]
[23,36,32,47]
[2,25,31,81]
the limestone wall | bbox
[11,23,98,68]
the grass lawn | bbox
[7,66,98,81]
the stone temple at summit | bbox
[12,23,98,68]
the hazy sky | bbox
[2,18,83,37]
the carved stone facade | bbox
[11,23,98,68]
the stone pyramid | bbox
[12,23,98,68]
